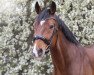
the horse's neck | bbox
[50,30,87,75]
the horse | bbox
[32,1,94,75]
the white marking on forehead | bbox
[40,20,45,26]
[33,44,38,57]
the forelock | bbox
[38,7,50,22]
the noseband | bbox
[33,35,50,45]
[33,19,58,53]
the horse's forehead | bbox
[40,17,56,25]
[40,20,45,26]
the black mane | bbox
[37,8,79,45]
[55,16,79,45]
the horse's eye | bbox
[49,25,54,29]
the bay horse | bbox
[32,1,94,75]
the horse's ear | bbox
[35,2,41,14]
[49,1,56,15]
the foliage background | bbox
[0,0,94,75]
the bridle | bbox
[33,17,58,54]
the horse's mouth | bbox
[33,51,49,61]
[32,48,50,61]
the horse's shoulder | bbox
[84,44,94,56]
[84,44,94,68]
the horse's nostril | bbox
[38,49,43,56]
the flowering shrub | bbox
[0,0,94,75]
